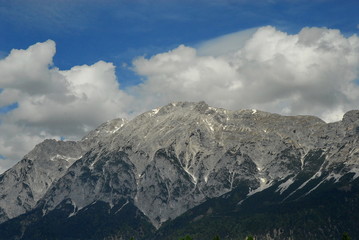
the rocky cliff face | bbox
[0,102,358,239]
[0,118,127,223]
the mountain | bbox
[0,118,127,223]
[0,101,358,240]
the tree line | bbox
[128,232,351,240]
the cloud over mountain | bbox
[1,26,359,172]
[133,26,359,122]
[0,40,131,171]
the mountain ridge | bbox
[0,101,358,239]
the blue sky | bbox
[1,0,358,87]
[1,0,359,172]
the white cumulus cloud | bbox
[1,26,359,173]
[132,45,242,110]
[131,26,359,122]
[0,40,132,171]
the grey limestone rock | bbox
[0,118,127,223]
[1,102,359,229]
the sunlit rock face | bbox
[1,102,359,231]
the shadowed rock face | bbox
[1,102,359,230]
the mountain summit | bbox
[0,102,358,239]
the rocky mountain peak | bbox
[342,110,359,124]
[0,102,359,239]
[82,118,128,143]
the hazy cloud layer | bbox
[133,26,359,122]
[1,26,359,172]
